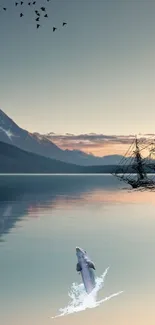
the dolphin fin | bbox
[76,262,82,272]
[87,261,96,270]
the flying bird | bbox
[35,11,40,16]
[0,0,67,33]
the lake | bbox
[0,174,154,325]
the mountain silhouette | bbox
[0,108,127,166]
[0,140,119,173]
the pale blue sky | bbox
[0,0,155,134]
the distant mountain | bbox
[0,108,128,165]
[0,140,80,173]
[0,140,117,173]
[55,148,126,166]
[0,140,154,174]
[0,108,65,159]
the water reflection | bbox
[1,175,155,239]
[0,175,118,237]
[0,175,155,325]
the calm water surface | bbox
[0,175,155,325]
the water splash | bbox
[52,267,123,318]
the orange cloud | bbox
[44,133,136,156]
[40,133,155,157]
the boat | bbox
[112,136,155,189]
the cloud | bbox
[46,133,134,144]
[45,133,144,147]
[42,133,155,156]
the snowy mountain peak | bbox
[0,108,128,166]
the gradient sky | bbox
[0,0,155,136]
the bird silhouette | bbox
[35,10,40,16]
[0,0,67,33]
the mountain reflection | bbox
[0,175,120,238]
[1,174,154,239]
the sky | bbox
[0,0,155,155]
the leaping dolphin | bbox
[76,247,96,294]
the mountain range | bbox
[0,109,154,174]
[0,140,118,173]
[0,108,127,166]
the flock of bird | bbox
[0,1,67,31]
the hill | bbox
[0,140,116,173]
[0,140,81,173]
